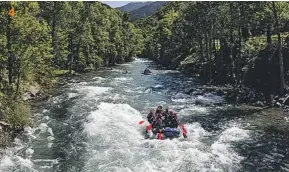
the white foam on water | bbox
[43,115,49,120]
[26,148,34,159]
[179,106,209,116]
[83,103,248,172]
[0,119,61,172]
[76,86,112,98]
[42,109,49,113]
[93,76,105,80]
[110,69,123,73]
[114,77,133,82]
[196,93,225,105]
[133,58,152,63]
[154,84,164,89]
[171,93,195,103]
[51,96,62,104]
[0,140,36,172]
[67,92,78,99]
[102,94,128,102]
[157,70,180,74]
[78,81,88,85]
[0,156,15,170]
[210,126,250,171]
[93,76,106,84]
[144,88,152,94]
[171,98,188,103]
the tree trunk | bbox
[266,24,272,46]
[69,35,74,74]
[51,2,57,55]
[6,4,13,85]
[272,2,285,94]
[16,59,21,94]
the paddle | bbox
[180,124,188,138]
[138,120,145,125]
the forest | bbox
[138,1,289,98]
[0,2,142,130]
[1,1,289,133]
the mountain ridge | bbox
[118,1,167,21]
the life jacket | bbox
[152,113,162,129]
[147,112,155,124]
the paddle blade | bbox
[157,133,162,140]
[181,124,187,135]
[139,120,145,125]
[147,124,152,130]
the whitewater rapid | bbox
[0,58,253,172]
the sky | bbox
[101,1,133,8]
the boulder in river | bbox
[143,68,152,75]
[23,83,41,101]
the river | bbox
[0,58,289,172]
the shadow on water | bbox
[182,106,263,132]
[236,126,289,171]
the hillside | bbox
[118,2,151,12]
[138,1,289,95]
[130,1,167,21]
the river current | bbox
[0,58,288,172]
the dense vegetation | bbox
[138,2,289,97]
[0,2,142,129]
[1,1,289,134]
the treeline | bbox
[0,2,142,128]
[138,2,289,95]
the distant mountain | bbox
[118,2,151,12]
[118,1,167,21]
[130,1,167,21]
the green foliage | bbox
[1,96,31,128]
[138,1,289,92]
[0,2,143,128]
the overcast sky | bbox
[101,1,132,8]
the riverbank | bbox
[1,58,289,171]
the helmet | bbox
[165,107,169,113]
